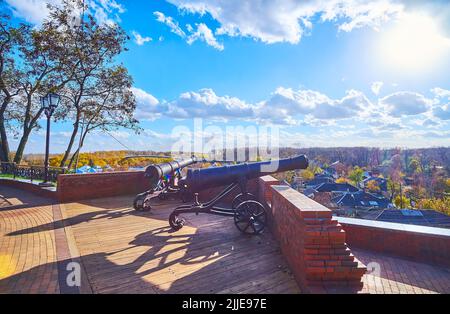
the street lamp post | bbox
[39,93,60,187]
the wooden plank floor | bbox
[63,195,301,294]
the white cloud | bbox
[132,85,450,127]
[131,31,152,46]
[255,88,372,124]
[131,87,165,121]
[5,0,58,24]
[187,23,224,50]
[432,104,450,120]
[14,83,450,153]
[167,0,404,44]
[379,91,432,117]
[314,89,371,120]
[154,13,224,50]
[5,0,124,25]
[431,87,450,100]
[154,11,186,38]
[371,81,384,95]
[167,88,254,121]
[416,118,443,128]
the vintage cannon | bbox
[169,155,308,234]
[133,156,197,211]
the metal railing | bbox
[0,162,67,183]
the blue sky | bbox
[3,0,450,154]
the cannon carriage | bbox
[169,155,309,235]
[133,156,197,211]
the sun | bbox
[378,12,450,72]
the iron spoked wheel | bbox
[234,200,267,235]
[169,212,185,231]
[231,192,256,209]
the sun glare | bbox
[378,13,450,72]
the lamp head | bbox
[40,94,49,110]
[48,93,60,109]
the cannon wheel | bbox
[169,212,186,231]
[231,192,256,209]
[234,200,267,235]
[133,193,152,212]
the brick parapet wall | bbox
[259,178,366,293]
[56,171,259,203]
[57,171,151,202]
[337,217,450,268]
[258,176,286,231]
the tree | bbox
[417,197,450,216]
[335,177,348,183]
[11,25,70,163]
[300,169,314,181]
[387,177,399,201]
[64,66,138,169]
[51,0,132,167]
[0,12,24,162]
[409,157,421,174]
[1,0,136,165]
[3,0,77,163]
[348,166,364,187]
[366,180,381,193]
[394,194,410,209]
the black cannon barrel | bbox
[182,155,308,192]
[145,156,197,183]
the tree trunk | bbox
[59,119,79,167]
[0,140,5,162]
[0,119,9,162]
[67,128,88,170]
[13,129,31,164]
[0,101,11,162]
[67,147,80,170]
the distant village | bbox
[290,160,450,229]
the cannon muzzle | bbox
[144,156,197,185]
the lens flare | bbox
[378,12,450,72]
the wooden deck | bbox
[3,186,448,294]
[62,196,300,293]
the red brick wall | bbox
[57,171,258,203]
[57,171,151,202]
[337,217,450,268]
[258,177,366,293]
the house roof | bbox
[305,177,334,186]
[362,177,387,184]
[303,188,317,198]
[314,182,359,193]
[375,209,450,228]
[315,173,334,178]
[331,191,391,209]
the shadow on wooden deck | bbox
[0,191,299,294]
